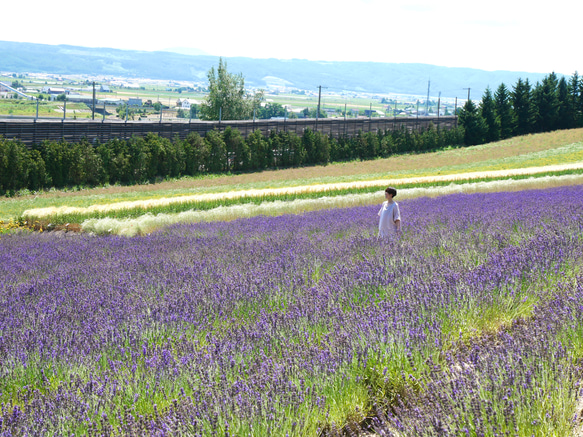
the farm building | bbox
[176,98,199,109]
[97,98,124,106]
[65,94,95,104]
[41,87,67,95]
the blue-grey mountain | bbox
[0,41,553,99]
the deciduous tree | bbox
[199,58,263,121]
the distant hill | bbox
[0,41,554,99]
[161,47,211,57]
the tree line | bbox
[0,125,464,195]
[458,72,583,145]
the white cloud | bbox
[0,0,580,75]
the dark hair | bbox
[385,187,397,197]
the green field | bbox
[1,73,443,119]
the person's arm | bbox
[393,204,401,232]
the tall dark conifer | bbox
[533,73,560,132]
[512,78,536,136]
[557,76,573,129]
[494,83,514,139]
[570,72,583,127]
[480,87,500,143]
[458,100,488,145]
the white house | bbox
[176,98,199,109]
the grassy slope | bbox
[1,128,583,221]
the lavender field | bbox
[1,185,583,436]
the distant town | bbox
[0,71,460,121]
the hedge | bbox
[0,124,465,195]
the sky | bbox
[1,0,579,76]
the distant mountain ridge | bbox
[0,41,554,99]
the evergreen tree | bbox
[0,138,27,193]
[204,129,227,173]
[223,126,250,172]
[275,131,292,167]
[302,128,317,164]
[479,87,501,143]
[494,83,514,139]
[458,100,488,145]
[512,78,536,136]
[26,149,48,191]
[533,73,560,132]
[287,131,305,166]
[364,131,379,156]
[313,131,330,164]
[355,130,368,159]
[246,130,268,170]
[182,132,209,175]
[578,74,583,126]
[557,76,574,129]
[569,72,582,127]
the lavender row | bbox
[1,185,583,435]
[369,278,583,437]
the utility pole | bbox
[437,91,441,120]
[463,87,471,102]
[317,85,322,119]
[92,81,96,120]
[344,103,347,136]
[316,85,327,119]
[426,80,430,116]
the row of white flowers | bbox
[82,173,583,237]
[23,162,583,220]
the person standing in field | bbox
[378,187,401,238]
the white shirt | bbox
[378,201,401,237]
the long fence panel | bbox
[0,116,457,147]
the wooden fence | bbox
[0,116,457,146]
